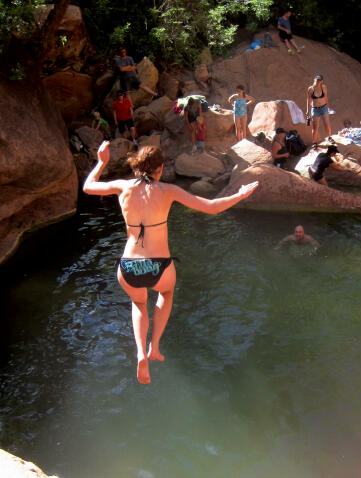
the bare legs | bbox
[117,263,176,384]
[140,83,157,96]
[284,38,303,53]
[312,114,332,144]
[234,115,247,142]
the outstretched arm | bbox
[169,181,259,214]
[83,141,125,196]
[274,235,292,250]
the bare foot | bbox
[147,345,165,362]
[137,357,151,384]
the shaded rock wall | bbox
[0,79,78,265]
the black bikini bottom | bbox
[118,257,173,288]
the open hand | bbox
[239,181,259,198]
[97,141,110,164]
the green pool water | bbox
[0,197,360,478]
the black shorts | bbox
[120,76,141,92]
[117,118,134,134]
[308,167,323,182]
[279,30,293,42]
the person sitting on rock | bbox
[228,85,255,142]
[113,91,137,144]
[306,74,335,148]
[277,10,304,55]
[92,111,110,139]
[114,46,157,97]
[308,145,349,186]
[184,97,202,153]
[275,225,320,250]
[272,128,290,168]
[195,116,207,153]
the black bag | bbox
[200,98,209,112]
[286,130,306,155]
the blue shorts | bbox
[311,104,328,118]
[197,141,205,148]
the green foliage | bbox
[109,23,131,48]
[0,0,45,55]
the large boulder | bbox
[158,71,180,100]
[94,71,115,101]
[228,138,272,168]
[218,163,361,213]
[43,71,93,123]
[248,100,313,145]
[209,33,361,134]
[0,79,78,265]
[190,179,219,197]
[36,5,94,74]
[75,126,103,160]
[134,96,173,135]
[175,152,225,178]
[0,449,59,478]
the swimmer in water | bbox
[84,142,259,384]
[275,225,320,250]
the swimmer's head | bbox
[294,225,305,240]
[127,146,164,177]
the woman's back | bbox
[119,179,172,257]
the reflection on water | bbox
[0,198,360,478]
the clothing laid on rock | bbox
[114,55,141,91]
[284,100,306,124]
[308,152,333,181]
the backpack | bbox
[200,98,209,112]
[286,130,306,155]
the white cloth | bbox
[284,100,306,124]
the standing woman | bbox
[229,85,255,142]
[184,97,203,153]
[83,142,259,384]
[306,74,335,148]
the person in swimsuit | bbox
[308,145,349,187]
[272,127,290,168]
[184,98,203,153]
[306,74,334,148]
[275,225,320,250]
[228,85,255,142]
[83,142,259,384]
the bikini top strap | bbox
[134,173,154,184]
[126,220,168,247]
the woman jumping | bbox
[84,142,259,384]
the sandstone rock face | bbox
[37,5,94,74]
[94,71,115,101]
[228,138,272,168]
[138,134,161,148]
[134,96,173,135]
[43,71,93,123]
[209,34,361,135]
[158,71,180,100]
[0,80,78,265]
[175,152,225,178]
[0,449,59,478]
[75,125,103,160]
[195,64,211,85]
[248,100,313,145]
[219,163,361,213]
[106,138,134,177]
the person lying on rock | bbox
[83,142,259,384]
[306,74,335,149]
[184,97,202,153]
[308,145,349,187]
[272,128,290,168]
[113,90,137,144]
[275,225,320,250]
[277,10,305,55]
[228,85,255,142]
[114,45,157,97]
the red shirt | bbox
[196,123,206,141]
[113,98,132,121]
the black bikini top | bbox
[126,173,167,247]
[311,86,324,99]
